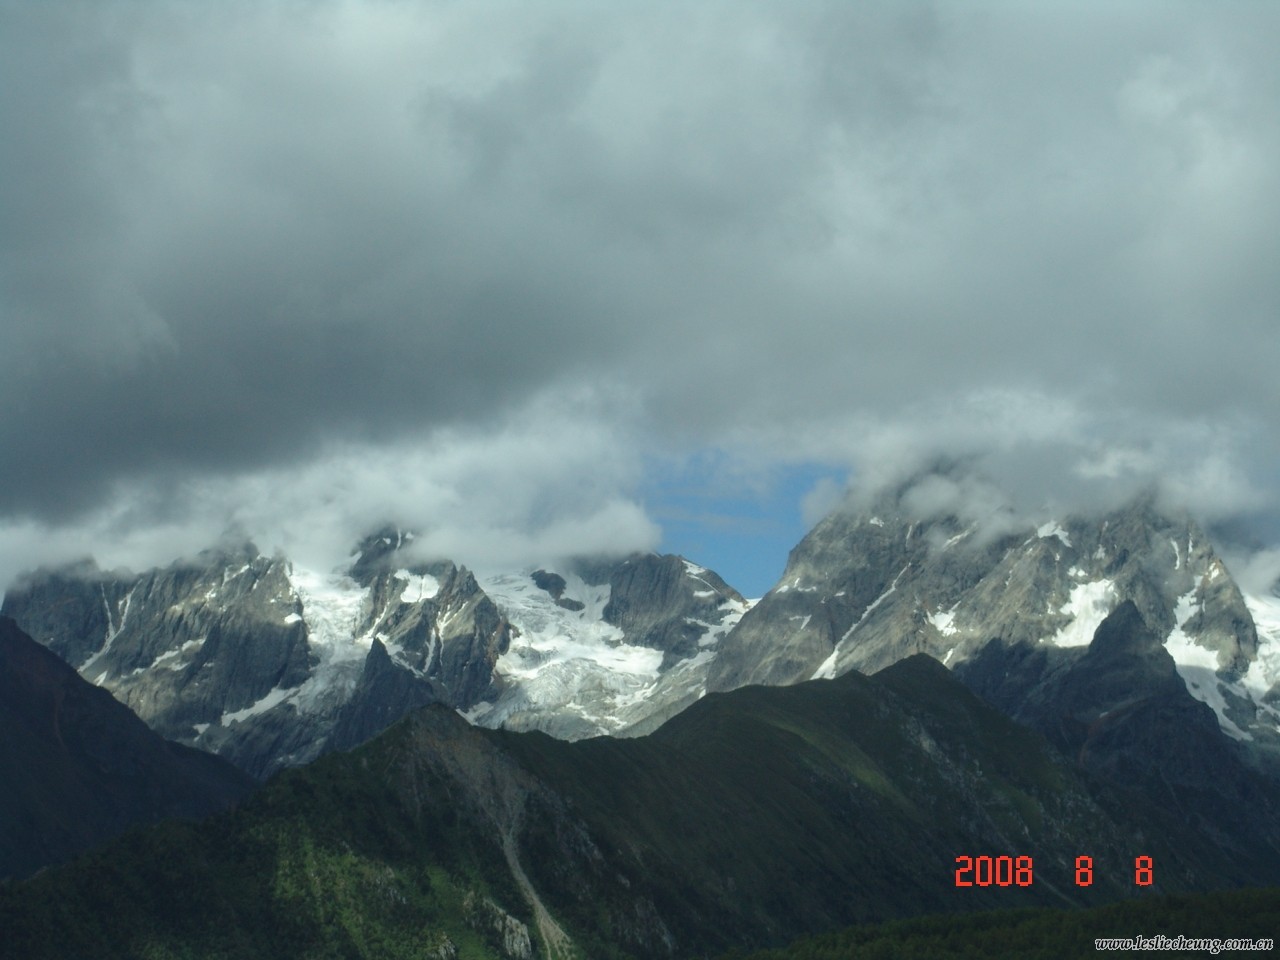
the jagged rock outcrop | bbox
[471,553,751,739]
[2,534,750,775]
[326,638,443,754]
[3,545,313,745]
[600,553,743,667]
[705,473,1277,769]
[463,892,533,960]
[1,533,516,779]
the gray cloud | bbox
[3,1,1279,579]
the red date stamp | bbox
[954,855,1155,887]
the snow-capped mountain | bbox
[0,531,749,777]
[706,476,1280,769]
[473,554,750,738]
[6,467,1279,784]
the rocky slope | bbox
[1,533,749,777]
[0,532,513,778]
[705,475,1280,772]
[474,552,750,738]
[0,617,254,880]
[5,650,1264,960]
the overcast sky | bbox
[2,1,1279,596]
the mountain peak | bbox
[1088,599,1162,659]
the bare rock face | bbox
[3,545,312,750]
[0,617,253,880]
[471,553,752,740]
[1,530,752,776]
[601,553,744,668]
[1,533,516,779]
[463,893,533,960]
[705,472,1274,767]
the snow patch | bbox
[288,566,371,662]
[814,567,910,682]
[393,569,441,604]
[482,572,652,683]
[840,566,909,643]
[868,516,884,527]
[459,701,495,724]
[283,612,302,624]
[152,638,204,671]
[810,649,839,681]
[283,564,377,715]
[1162,588,1266,741]
[1044,579,1116,647]
[681,559,709,578]
[222,685,296,726]
[693,596,752,647]
[930,608,958,637]
[1037,521,1072,547]
[1243,591,1280,698]
[1177,666,1252,741]
[477,568,751,736]
[80,585,135,677]
[1164,589,1219,670]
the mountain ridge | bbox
[1,536,751,778]
[0,616,254,880]
[4,630,1257,959]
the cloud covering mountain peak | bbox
[3,1,1278,589]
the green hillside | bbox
[1,656,1265,959]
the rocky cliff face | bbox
[7,470,1277,788]
[1,532,514,779]
[1,533,750,776]
[0,617,254,880]
[470,552,751,739]
[3,545,316,778]
[705,475,1279,771]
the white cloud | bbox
[0,387,658,590]
[1,1,1278,583]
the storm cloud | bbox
[3,1,1278,587]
